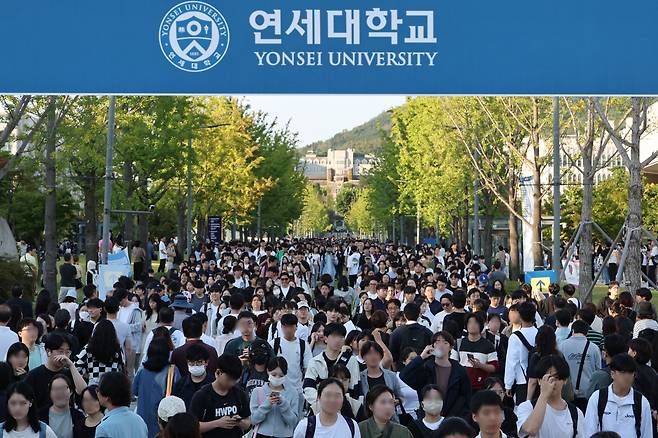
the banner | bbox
[107,248,131,266]
[519,175,534,273]
[98,263,132,300]
[208,216,222,245]
[2,1,658,94]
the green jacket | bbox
[358,418,413,438]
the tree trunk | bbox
[531,163,543,269]
[461,199,469,246]
[176,195,186,256]
[625,98,644,293]
[579,144,594,302]
[43,104,58,300]
[483,213,493,263]
[83,171,98,263]
[123,161,134,242]
[531,99,544,269]
[509,211,519,281]
[197,215,207,243]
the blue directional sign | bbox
[2,1,658,94]
[525,270,558,295]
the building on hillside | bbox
[299,148,375,198]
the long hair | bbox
[534,325,558,356]
[87,320,123,365]
[145,293,164,321]
[4,382,40,433]
[143,337,171,372]
[152,326,174,351]
[34,290,51,317]
[163,413,200,438]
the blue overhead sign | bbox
[2,1,658,94]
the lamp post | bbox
[101,96,115,265]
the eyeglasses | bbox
[441,302,451,307]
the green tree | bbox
[249,112,306,238]
[335,185,359,217]
[296,184,330,236]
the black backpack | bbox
[513,331,536,380]
[273,337,306,374]
[597,387,642,437]
[305,414,355,438]
[404,323,432,355]
[530,399,579,438]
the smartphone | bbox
[467,353,475,361]
[270,391,280,397]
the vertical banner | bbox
[208,216,222,244]
[519,175,534,273]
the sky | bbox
[240,95,406,147]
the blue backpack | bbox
[0,421,47,438]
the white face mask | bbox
[268,375,285,386]
[423,399,443,416]
[432,349,445,359]
[188,365,206,377]
[79,311,90,322]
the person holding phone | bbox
[189,354,251,438]
[458,313,498,392]
[249,356,299,438]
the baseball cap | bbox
[478,274,489,285]
[157,396,186,422]
[297,301,310,310]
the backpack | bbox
[530,399,578,438]
[152,326,180,337]
[404,323,432,355]
[513,331,535,380]
[597,387,642,438]
[273,337,306,374]
[0,421,47,438]
[305,414,355,438]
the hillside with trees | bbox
[301,111,391,154]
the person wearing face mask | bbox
[249,357,299,438]
[407,385,444,438]
[172,345,213,407]
[399,331,472,418]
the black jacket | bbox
[399,357,472,418]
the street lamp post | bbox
[101,96,116,265]
[186,138,193,257]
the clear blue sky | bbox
[241,95,406,147]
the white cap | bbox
[65,289,77,299]
[157,396,186,422]
[297,301,310,309]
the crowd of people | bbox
[1,237,658,438]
